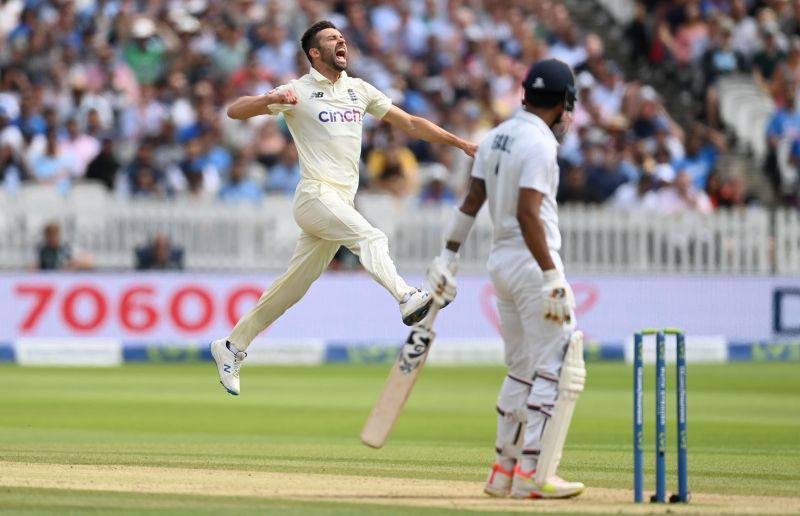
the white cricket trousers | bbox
[229,180,412,349]
[487,245,576,471]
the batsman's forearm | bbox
[446,179,486,252]
[519,213,556,271]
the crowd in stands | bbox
[626,0,799,205]
[0,0,765,214]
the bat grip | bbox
[418,302,441,331]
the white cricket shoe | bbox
[399,288,433,326]
[510,465,584,499]
[210,339,247,396]
[484,463,514,497]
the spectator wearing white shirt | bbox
[571,72,601,131]
[591,60,626,122]
[0,106,30,190]
[120,84,168,141]
[59,118,100,178]
[0,106,24,156]
[394,4,429,58]
[653,145,677,184]
[657,170,713,215]
[549,25,588,69]
[652,117,686,161]
[730,0,761,58]
[611,169,659,212]
[57,73,114,132]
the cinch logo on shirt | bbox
[318,109,363,123]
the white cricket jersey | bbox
[472,110,562,252]
[267,68,392,199]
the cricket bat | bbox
[360,303,441,448]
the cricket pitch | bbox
[1,461,798,514]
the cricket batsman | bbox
[426,59,586,499]
[211,21,474,396]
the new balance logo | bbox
[532,77,545,89]
[223,364,231,373]
[310,91,325,99]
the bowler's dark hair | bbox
[301,20,337,63]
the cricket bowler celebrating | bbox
[426,59,586,499]
[211,21,475,396]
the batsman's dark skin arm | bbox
[517,187,557,271]
[445,178,555,271]
[445,177,487,252]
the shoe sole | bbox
[209,342,239,396]
[402,297,433,325]
[511,487,584,500]
[484,487,510,498]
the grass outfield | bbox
[0,362,799,514]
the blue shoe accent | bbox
[220,381,239,396]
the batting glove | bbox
[541,269,575,325]
[426,250,458,307]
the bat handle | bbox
[418,302,441,331]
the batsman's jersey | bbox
[471,110,561,253]
[268,68,392,199]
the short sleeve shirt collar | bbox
[515,110,559,147]
[309,67,348,84]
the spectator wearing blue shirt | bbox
[7,8,36,49]
[672,124,725,189]
[583,129,629,203]
[784,138,800,202]
[632,87,667,141]
[126,140,167,197]
[135,233,184,271]
[766,81,800,193]
[585,153,629,203]
[15,94,48,136]
[266,142,300,195]
[700,18,747,129]
[131,166,166,198]
[418,164,456,205]
[200,128,232,178]
[31,129,73,193]
[179,136,221,195]
[253,23,296,80]
[219,156,263,204]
